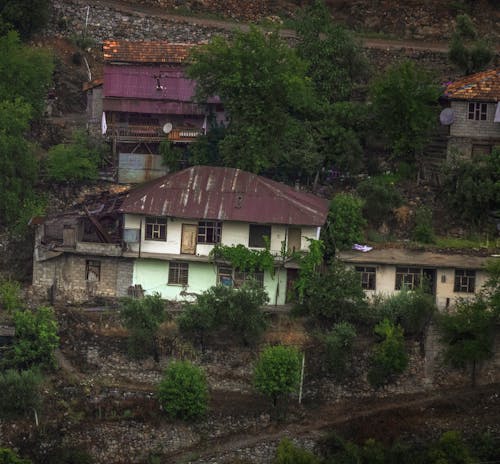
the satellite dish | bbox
[162,122,173,134]
[440,108,455,125]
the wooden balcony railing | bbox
[108,124,204,143]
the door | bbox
[286,269,299,303]
[422,268,436,297]
[287,227,301,253]
[181,224,197,254]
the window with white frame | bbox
[145,216,167,241]
[168,262,189,286]
[197,221,222,244]
[468,102,487,121]
[454,269,475,293]
[217,265,264,288]
[355,266,376,290]
[395,267,421,290]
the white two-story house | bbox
[32,166,329,305]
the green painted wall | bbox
[132,259,287,304]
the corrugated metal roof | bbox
[338,249,493,269]
[445,68,500,102]
[103,40,196,64]
[103,65,196,101]
[120,166,329,226]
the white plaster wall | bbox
[300,226,320,250]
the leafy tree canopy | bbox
[0,0,50,39]
[0,448,32,464]
[370,60,440,163]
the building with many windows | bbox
[338,248,494,310]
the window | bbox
[395,267,421,290]
[86,260,101,281]
[168,262,189,286]
[355,266,376,290]
[454,269,475,293]
[145,216,167,241]
[249,224,271,248]
[468,102,487,121]
[197,221,222,244]
[217,265,264,288]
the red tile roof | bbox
[445,68,500,102]
[120,166,329,226]
[103,40,197,64]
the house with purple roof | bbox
[86,40,225,183]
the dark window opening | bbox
[468,102,487,121]
[145,216,167,241]
[395,267,421,290]
[217,265,264,288]
[249,224,271,248]
[454,269,476,293]
[355,266,376,290]
[86,260,101,281]
[197,221,222,244]
[168,262,189,286]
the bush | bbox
[157,360,208,420]
[0,0,50,39]
[0,448,31,464]
[8,307,59,369]
[322,193,366,254]
[0,368,42,419]
[324,322,357,379]
[273,439,321,464]
[428,431,475,464]
[0,278,22,313]
[357,175,402,227]
[46,130,107,183]
[368,319,408,388]
[254,345,301,409]
[120,293,166,360]
[412,206,435,244]
[374,289,435,337]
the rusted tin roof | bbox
[103,40,196,64]
[445,68,500,102]
[120,166,329,226]
[82,78,103,92]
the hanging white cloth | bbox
[494,102,500,123]
[101,111,107,134]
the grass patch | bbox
[433,236,499,250]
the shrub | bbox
[120,293,166,361]
[273,439,321,464]
[322,193,366,254]
[412,206,435,244]
[428,431,475,464]
[157,360,208,420]
[254,345,301,409]
[368,319,408,388]
[357,175,402,227]
[324,322,357,379]
[8,307,59,369]
[0,368,42,419]
[0,278,22,313]
[0,0,50,39]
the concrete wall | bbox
[33,254,134,302]
[123,214,319,256]
[351,263,488,310]
[132,259,287,304]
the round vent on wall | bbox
[440,108,455,125]
[163,122,173,134]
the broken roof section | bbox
[445,68,500,102]
[103,40,197,64]
[120,166,329,226]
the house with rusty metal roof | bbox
[442,68,500,159]
[32,166,329,305]
[85,40,224,183]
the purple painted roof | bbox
[120,166,329,226]
[104,65,196,102]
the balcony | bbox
[108,124,204,143]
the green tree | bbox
[324,322,357,379]
[120,293,166,361]
[0,31,53,117]
[0,278,22,313]
[442,150,499,230]
[322,193,366,255]
[254,345,301,410]
[368,319,408,388]
[296,0,368,103]
[157,360,208,420]
[46,130,107,183]
[0,0,50,39]
[449,14,494,75]
[273,439,321,464]
[370,60,440,164]
[412,206,435,244]
[0,448,31,464]
[438,296,497,386]
[7,307,59,369]
[188,27,315,174]
[0,368,42,419]
[428,431,476,464]
[300,260,367,327]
